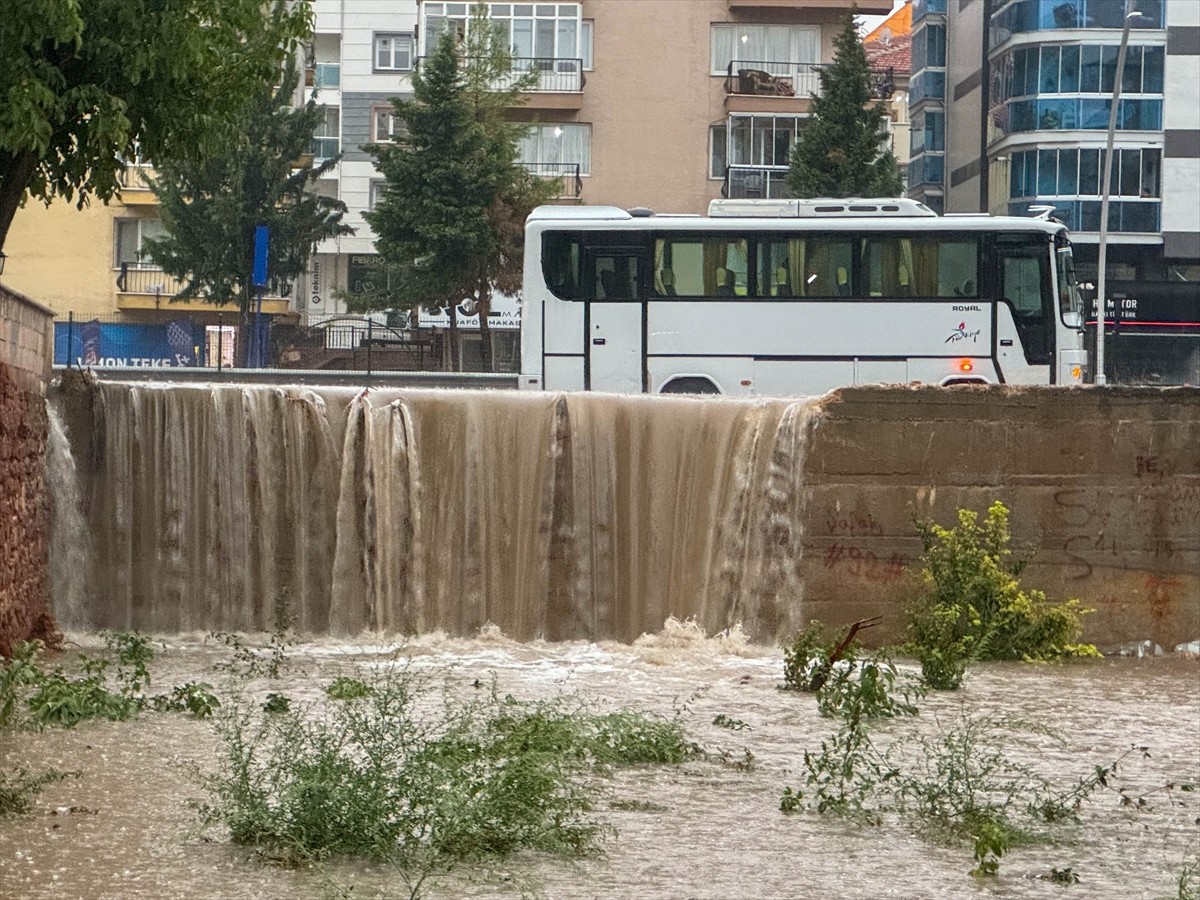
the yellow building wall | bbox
[5,199,123,320]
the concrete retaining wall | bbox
[801,385,1200,652]
[0,284,56,656]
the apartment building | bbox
[909,0,1199,383]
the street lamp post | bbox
[1094,0,1139,386]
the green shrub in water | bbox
[4,632,220,728]
[0,767,77,816]
[905,501,1099,689]
[783,620,923,720]
[196,667,695,871]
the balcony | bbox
[118,166,157,204]
[522,162,583,201]
[912,0,947,21]
[908,153,945,188]
[116,264,292,313]
[725,61,894,104]
[307,63,340,90]
[722,166,794,200]
[417,56,585,108]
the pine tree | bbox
[363,8,554,371]
[786,10,904,199]
[145,66,353,366]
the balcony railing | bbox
[116,264,186,297]
[118,166,154,191]
[117,264,293,299]
[417,56,585,93]
[522,162,583,200]
[311,63,340,89]
[725,61,894,101]
[310,137,340,161]
[722,166,794,200]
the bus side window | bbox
[758,238,853,297]
[655,238,746,297]
[542,233,580,299]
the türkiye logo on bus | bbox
[945,320,982,344]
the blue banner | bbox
[55,321,205,367]
[252,225,270,288]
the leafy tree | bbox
[786,9,904,199]
[0,0,312,252]
[144,66,353,365]
[363,8,554,371]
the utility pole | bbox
[1095,0,1139,386]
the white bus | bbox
[518,198,1088,395]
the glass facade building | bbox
[907,0,946,212]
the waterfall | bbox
[78,383,819,643]
[46,402,92,629]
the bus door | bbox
[995,235,1054,382]
[584,248,645,392]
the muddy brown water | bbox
[2,625,1197,900]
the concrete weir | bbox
[53,375,1199,651]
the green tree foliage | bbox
[0,0,312,251]
[363,8,555,371]
[905,501,1099,690]
[144,65,352,364]
[786,9,904,199]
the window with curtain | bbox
[757,238,855,298]
[114,218,168,268]
[710,24,819,74]
[860,237,978,298]
[518,123,591,174]
[424,3,582,60]
[653,238,749,297]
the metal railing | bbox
[116,264,293,300]
[522,162,583,199]
[725,60,895,100]
[115,264,186,296]
[417,56,585,93]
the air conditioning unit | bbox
[555,59,579,74]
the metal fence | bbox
[53,312,520,375]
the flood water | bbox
[2,625,1197,900]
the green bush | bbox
[196,668,695,872]
[905,501,1099,689]
[0,767,77,816]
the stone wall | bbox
[0,284,56,657]
[800,385,1200,652]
